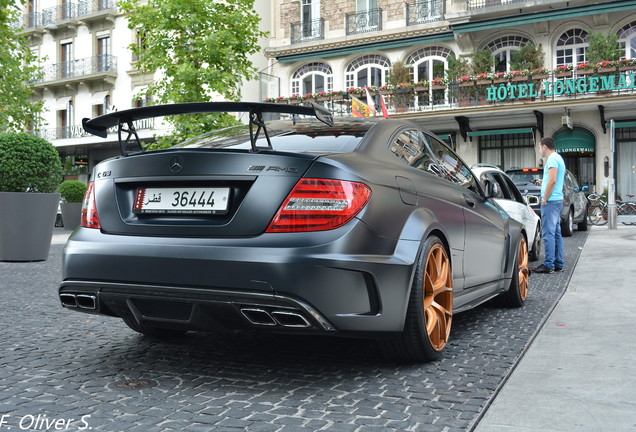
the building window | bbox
[555,29,588,68]
[487,36,531,72]
[97,35,111,72]
[479,133,535,170]
[408,46,451,82]
[615,128,636,200]
[133,94,152,108]
[345,55,389,89]
[58,99,73,139]
[60,42,73,78]
[291,62,333,95]
[617,21,636,59]
[408,47,451,106]
[356,0,377,13]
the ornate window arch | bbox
[291,62,333,95]
[407,46,451,83]
[617,21,636,59]
[486,36,532,72]
[345,54,390,88]
[555,29,588,67]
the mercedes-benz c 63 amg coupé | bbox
[60,102,530,362]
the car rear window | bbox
[506,170,542,185]
[174,119,376,154]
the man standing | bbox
[533,137,566,273]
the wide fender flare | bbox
[505,219,527,279]
[394,208,455,323]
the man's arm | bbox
[542,167,557,203]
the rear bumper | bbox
[60,222,420,334]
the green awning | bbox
[467,128,533,137]
[554,128,595,154]
[454,0,636,34]
[277,33,455,63]
[607,121,636,129]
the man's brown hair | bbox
[540,137,555,150]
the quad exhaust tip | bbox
[240,308,311,328]
[60,293,97,310]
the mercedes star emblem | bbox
[169,155,184,173]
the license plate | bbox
[133,187,230,214]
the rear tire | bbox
[381,236,453,362]
[561,208,573,237]
[501,235,529,308]
[122,317,187,339]
[577,205,588,231]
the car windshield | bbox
[507,170,542,185]
[173,119,377,154]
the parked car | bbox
[60,102,530,362]
[505,167,588,236]
[471,165,542,261]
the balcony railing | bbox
[468,0,526,10]
[23,0,117,29]
[291,18,325,44]
[34,118,155,141]
[406,0,444,25]
[345,8,382,35]
[263,69,636,116]
[32,55,117,84]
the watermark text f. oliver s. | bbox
[0,414,91,431]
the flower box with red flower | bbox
[458,75,475,87]
[617,59,636,71]
[553,65,573,78]
[431,78,447,89]
[529,68,549,80]
[596,61,616,73]
[414,81,429,92]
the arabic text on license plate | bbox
[133,187,230,214]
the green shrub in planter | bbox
[0,133,63,193]
[58,180,87,203]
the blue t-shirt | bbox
[541,152,565,202]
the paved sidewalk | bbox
[474,224,636,432]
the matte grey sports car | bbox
[60,102,529,362]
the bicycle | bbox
[587,193,608,226]
[587,193,636,225]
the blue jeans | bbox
[541,201,564,270]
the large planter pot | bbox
[0,192,60,261]
[60,202,82,230]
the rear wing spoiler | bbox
[82,102,335,156]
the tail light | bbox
[81,181,101,229]
[266,178,371,233]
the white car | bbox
[471,165,542,261]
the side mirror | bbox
[525,195,539,206]
[484,180,499,198]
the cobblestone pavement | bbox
[0,230,588,432]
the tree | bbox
[0,0,44,133]
[511,43,545,71]
[587,31,623,65]
[119,0,268,147]
[471,49,495,74]
[387,61,413,85]
[446,55,470,81]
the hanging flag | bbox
[365,88,377,117]
[351,97,371,117]
[379,93,389,118]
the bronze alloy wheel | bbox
[423,243,453,351]
[517,237,529,301]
